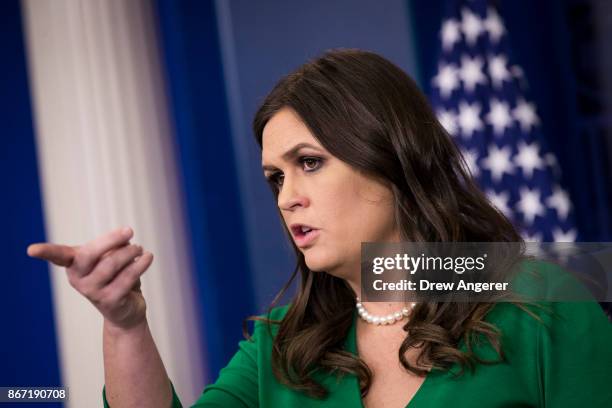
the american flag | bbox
[430,0,578,243]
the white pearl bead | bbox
[356,298,417,325]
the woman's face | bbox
[262,108,400,280]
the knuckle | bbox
[124,264,140,281]
[125,245,136,258]
[105,293,124,309]
[80,285,96,300]
[99,255,119,274]
[75,247,93,269]
[97,296,114,311]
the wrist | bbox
[103,317,148,337]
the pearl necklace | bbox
[356,297,416,325]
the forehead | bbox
[261,108,322,162]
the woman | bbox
[28,49,612,407]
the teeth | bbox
[301,226,312,233]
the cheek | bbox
[301,183,397,275]
[325,180,396,241]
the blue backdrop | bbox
[0,1,62,406]
[153,0,256,380]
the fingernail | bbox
[121,227,132,236]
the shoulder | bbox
[247,304,291,341]
[486,298,611,344]
[510,257,601,301]
[483,259,611,363]
[487,258,611,333]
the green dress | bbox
[103,263,612,407]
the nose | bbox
[277,176,310,211]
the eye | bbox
[265,156,323,190]
[300,156,323,172]
[267,172,284,187]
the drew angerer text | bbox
[372,279,509,293]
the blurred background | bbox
[2,0,611,406]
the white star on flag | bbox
[433,63,460,98]
[486,189,511,217]
[457,101,484,137]
[459,55,487,92]
[517,187,546,224]
[441,19,461,51]
[437,109,458,136]
[552,227,578,242]
[514,141,545,178]
[486,98,514,135]
[461,7,483,45]
[546,185,572,221]
[481,144,514,181]
[483,7,505,43]
[488,54,511,88]
[513,99,540,132]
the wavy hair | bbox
[249,49,529,398]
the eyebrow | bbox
[262,142,323,171]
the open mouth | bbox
[290,224,320,247]
[292,225,316,238]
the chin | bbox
[302,248,339,273]
[303,250,353,280]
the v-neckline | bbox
[344,308,437,408]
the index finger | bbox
[27,243,76,267]
[79,227,134,267]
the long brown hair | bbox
[250,49,527,398]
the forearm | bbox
[103,318,173,408]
